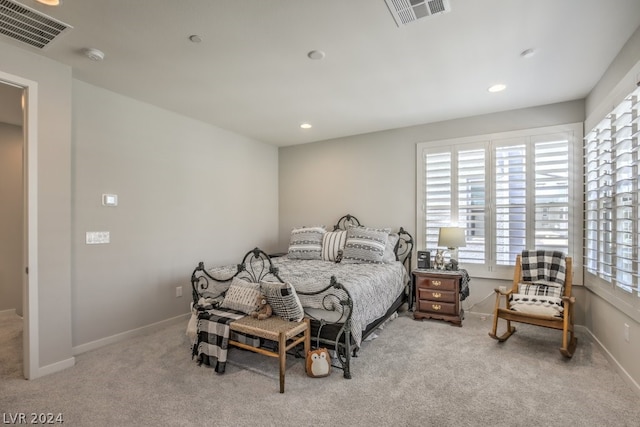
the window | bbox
[585,85,640,302]
[417,124,582,279]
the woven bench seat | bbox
[229,316,310,393]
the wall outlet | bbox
[624,323,630,342]
[176,286,182,298]
[86,231,110,244]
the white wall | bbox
[71,81,279,347]
[0,122,23,316]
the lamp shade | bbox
[438,227,466,249]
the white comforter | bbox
[208,256,409,346]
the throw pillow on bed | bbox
[288,226,326,260]
[321,230,347,262]
[219,277,261,315]
[342,225,391,264]
[260,281,305,322]
[382,233,400,263]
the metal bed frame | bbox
[190,214,413,378]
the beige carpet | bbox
[1,309,639,426]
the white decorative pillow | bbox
[288,226,326,260]
[321,230,347,262]
[342,226,391,264]
[382,233,400,263]
[509,292,564,318]
[261,281,305,322]
[219,277,261,314]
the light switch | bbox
[86,231,110,244]
[102,194,118,206]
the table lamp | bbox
[437,227,466,269]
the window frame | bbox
[416,123,583,281]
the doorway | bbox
[0,81,24,378]
[0,72,38,379]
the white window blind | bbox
[417,124,580,279]
[585,85,640,296]
[457,148,485,264]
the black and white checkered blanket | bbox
[521,250,566,286]
[192,308,245,373]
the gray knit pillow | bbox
[260,281,304,322]
[288,226,326,260]
[220,277,261,314]
[342,226,391,264]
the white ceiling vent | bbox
[385,0,451,27]
[0,0,72,49]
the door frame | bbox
[0,70,39,379]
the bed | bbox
[190,214,413,378]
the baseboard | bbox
[0,308,17,316]
[72,312,190,356]
[578,324,640,398]
[34,356,76,379]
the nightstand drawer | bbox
[417,300,457,316]
[417,288,456,303]
[416,276,457,291]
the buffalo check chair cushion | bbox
[520,250,566,287]
[510,250,567,318]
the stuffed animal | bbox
[306,348,331,378]
[251,295,272,320]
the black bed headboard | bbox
[332,214,413,270]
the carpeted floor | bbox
[1,309,639,426]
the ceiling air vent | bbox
[385,0,452,27]
[0,0,72,49]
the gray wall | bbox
[279,99,585,318]
[0,40,279,374]
[279,99,585,246]
[0,122,23,316]
[71,81,279,347]
[0,41,74,370]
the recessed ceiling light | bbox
[307,50,325,60]
[300,123,312,129]
[36,0,61,5]
[488,84,507,93]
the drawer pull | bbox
[432,280,442,286]
[432,304,441,311]
[432,292,442,298]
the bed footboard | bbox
[298,276,354,379]
[190,247,284,306]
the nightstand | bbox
[412,269,463,326]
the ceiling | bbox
[2,0,640,146]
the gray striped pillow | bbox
[342,226,391,264]
[321,230,347,262]
[287,226,326,260]
[261,281,305,322]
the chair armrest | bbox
[494,287,513,297]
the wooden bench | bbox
[229,316,310,393]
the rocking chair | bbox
[488,250,577,358]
